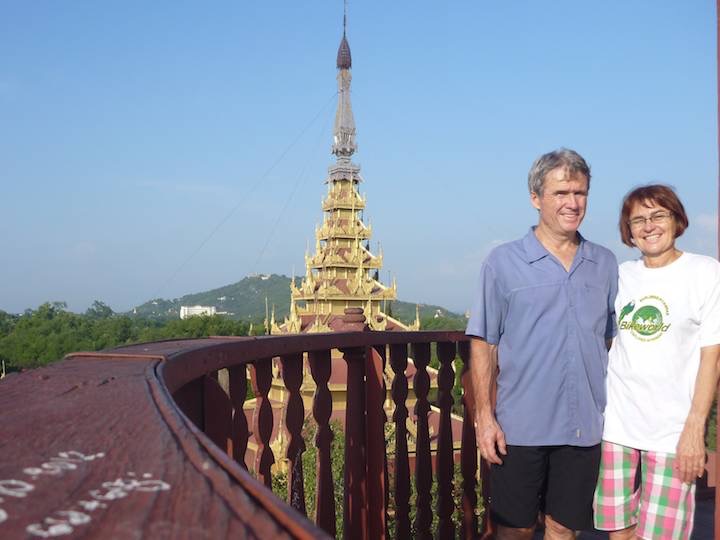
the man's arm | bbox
[675,344,720,483]
[470,336,506,465]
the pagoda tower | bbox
[273,18,417,334]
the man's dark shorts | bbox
[489,444,601,531]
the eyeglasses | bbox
[628,212,672,229]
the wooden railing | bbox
[158,325,490,539]
[2,324,716,538]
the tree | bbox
[85,300,114,319]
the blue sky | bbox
[1,1,716,315]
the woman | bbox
[594,184,720,539]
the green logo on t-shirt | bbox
[618,296,671,341]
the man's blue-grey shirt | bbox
[466,227,618,446]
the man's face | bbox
[530,167,589,238]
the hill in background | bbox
[129,274,465,327]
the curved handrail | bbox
[159,330,467,394]
[152,330,471,538]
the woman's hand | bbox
[675,345,720,484]
[675,421,706,484]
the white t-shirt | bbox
[603,252,720,453]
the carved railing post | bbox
[308,349,336,536]
[203,374,233,455]
[436,341,456,538]
[365,345,387,539]
[339,307,368,540]
[389,343,411,539]
[458,341,480,539]
[250,359,275,487]
[281,352,307,515]
[228,364,249,469]
[411,342,432,540]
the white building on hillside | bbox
[180,305,217,319]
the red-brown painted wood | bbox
[458,340,480,539]
[365,346,388,539]
[204,374,233,455]
[3,332,493,539]
[389,342,411,539]
[0,353,326,539]
[228,364,249,469]
[341,345,368,540]
[308,349,336,537]
[172,376,204,430]
[436,341,457,538]
[250,359,275,487]
[281,353,307,515]
[412,342,433,540]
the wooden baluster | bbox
[281,353,307,515]
[228,364,249,469]
[203,374,232,455]
[341,345,367,540]
[389,343,411,539]
[172,377,204,429]
[458,340,480,539]
[250,359,275,487]
[339,307,369,540]
[365,346,387,539]
[412,342,432,540]
[436,341,457,538]
[308,349,336,537]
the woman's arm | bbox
[676,344,720,483]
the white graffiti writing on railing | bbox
[89,473,170,501]
[23,451,105,480]
[0,451,170,537]
[0,479,35,499]
[26,511,91,538]
[0,479,35,526]
[0,451,104,531]
[25,472,171,537]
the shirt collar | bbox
[521,227,597,264]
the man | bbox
[466,148,617,539]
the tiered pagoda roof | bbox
[274,25,417,334]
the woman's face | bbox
[628,200,677,258]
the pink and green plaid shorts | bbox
[593,441,695,539]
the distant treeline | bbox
[0,301,466,374]
[0,301,263,372]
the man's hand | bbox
[475,411,507,465]
[675,421,706,484]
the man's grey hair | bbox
[527,148,591,195]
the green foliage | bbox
[271,469,288,501]
[270,419,345,537]
[85,300,114,319]
[0,302,253,371]
[419,314,467,331]
[0,310,18,338]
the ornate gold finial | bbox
[264,297,270,335]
